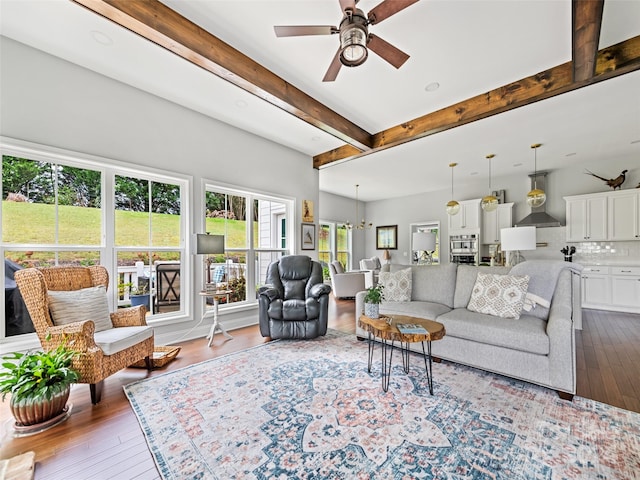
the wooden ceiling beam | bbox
[314,35,640,169]
[71,0,373,151]
[572,0,605,82]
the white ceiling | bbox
[1,0,639,201]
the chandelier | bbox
[345,184,372,230]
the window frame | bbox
[201,180,294,312]
[319,220,353,270]
[1,138,192,345]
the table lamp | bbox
[195,233,225,284]
[413,231,436,264]
[500,226,536,266]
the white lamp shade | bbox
[500,227,536,251]
[413,232,436,252]
[195,233,225,255]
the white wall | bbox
[0,37,319,346]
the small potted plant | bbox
[364,284,385,319]
[0,342,78,428]
[120,281,150,310]
[129,283,150,310]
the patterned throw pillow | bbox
[379,268,412,302]
[48,286,113,332]
[467,273,530,319]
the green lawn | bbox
[2,201,249,265]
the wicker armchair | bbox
[14,266,154,404]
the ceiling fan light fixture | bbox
[339,12,368,66]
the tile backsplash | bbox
[525,226,640,265]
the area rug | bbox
[124,330,640,479]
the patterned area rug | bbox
[125,330,640,479]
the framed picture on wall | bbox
[301,223,316,250]
[302,200,314,223]
[376,225,398,250]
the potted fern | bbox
[364,284,385,319]
[0,343,78,428]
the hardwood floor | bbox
[1,300,639,479]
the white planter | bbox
[364,302,380,319]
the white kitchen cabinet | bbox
[482,202,513,244]
[449,199,481,235]
[608,191,640,241]
[610,267,640,309]
[565,194,607,242]
[581,265,640,313]
[581,266,611,308]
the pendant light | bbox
[446,163,460,216]
[481,153,499,212]
[345,184,372,230]
[526,143,546,208]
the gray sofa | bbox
[355,261,583,398]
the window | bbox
[2,155,104,337]
[336,223,351,268]
[114,175,184,315]
[318,222,332,267]
[1,142,189,340]
[318,221,352,270]
[204,185,292,306]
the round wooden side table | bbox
[358,314,446,394]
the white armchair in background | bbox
[329,261,369,299]
[359,256,382,285]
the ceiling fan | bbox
[274,0,419,82]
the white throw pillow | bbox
[48,286,113,332]
[467,273,530,319]
[379,267,412,302]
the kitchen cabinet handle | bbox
[621,270,632,273]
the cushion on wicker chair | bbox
[48,286,113,332]
[93,326,154,355]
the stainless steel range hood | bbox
[515,172,562,228]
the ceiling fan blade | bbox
[274,25,337,37]
[322,48,343,82]
[367,34,410,69]
[367,0,419,24]
[339,0,357,14]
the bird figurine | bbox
[584,169,627,190]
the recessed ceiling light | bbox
[235,100,248,108]
[513,163,523,167]
[91,30,113,46]
[425,82,440,92]
[565,152,577,157]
